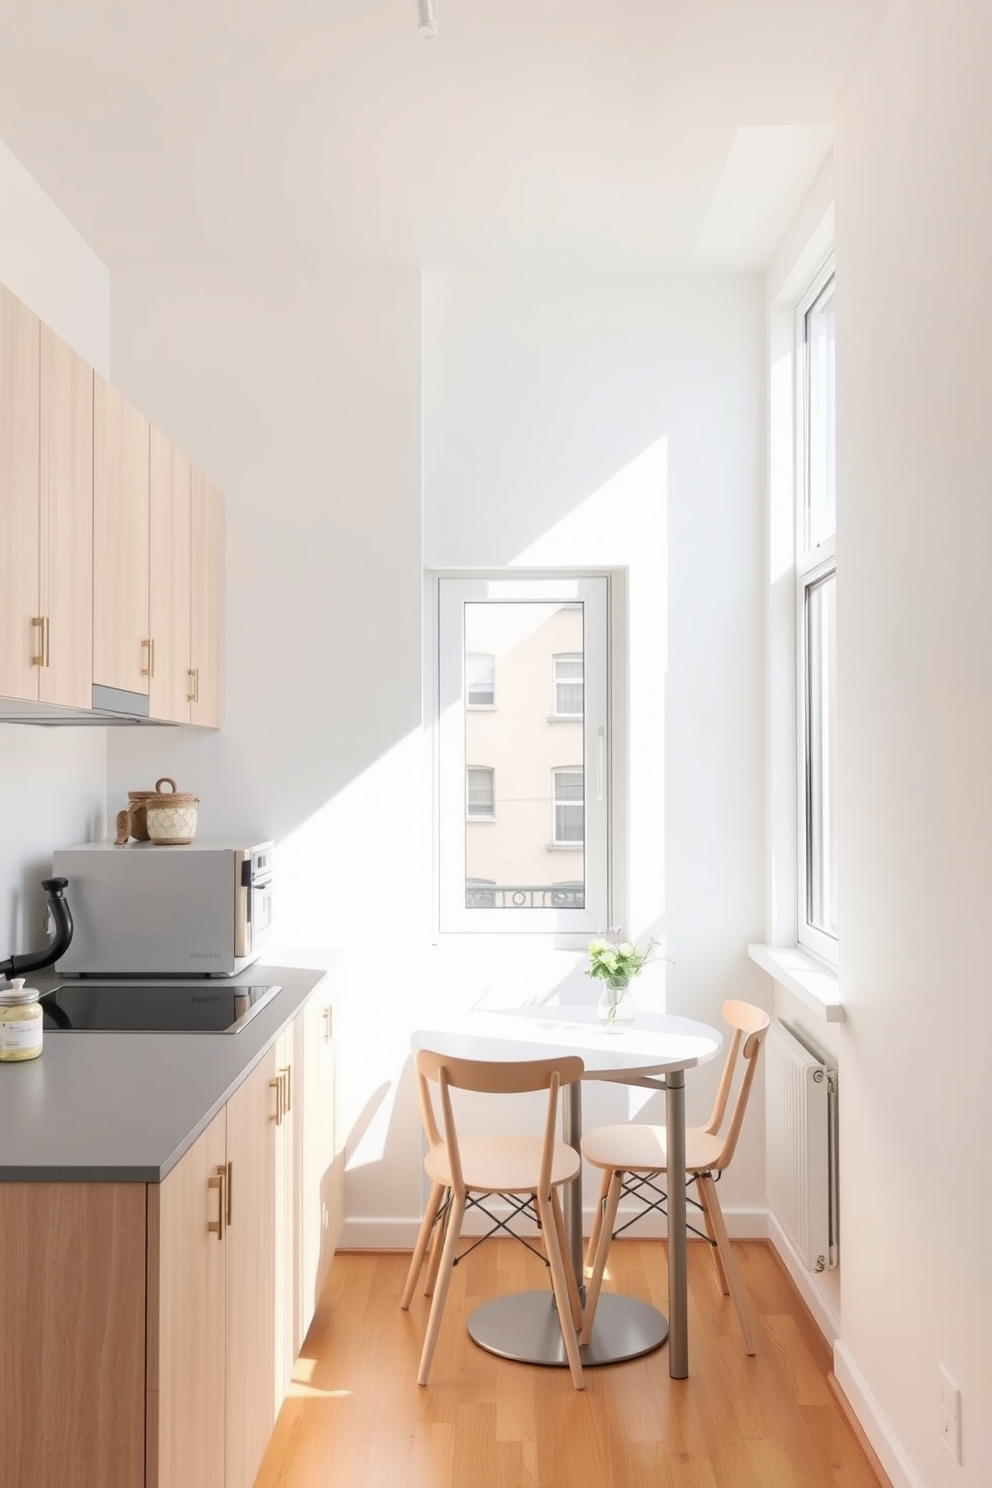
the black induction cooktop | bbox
[40,982,282,1034]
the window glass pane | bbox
[806,571,837,939]
[466,652,495,706]
[806,278,836,552]
[466,766,494,817]
[463,602,585,909]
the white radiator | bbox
[765,1019,838,1273]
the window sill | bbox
[747,943,844,1023]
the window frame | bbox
[795,255,838,965]
[435,574,610,936]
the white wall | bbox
[0,137,110,964]
[422,272,771,1231]
[830,2,992,1484]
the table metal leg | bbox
[665,1066,688,1378]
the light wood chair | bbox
[581,998,771,1354]
[400,1048,586,1389]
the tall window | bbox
[436,575,609,933]
[797,262,837,961]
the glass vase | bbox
[597,978,636,1032]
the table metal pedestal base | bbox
[467,1291,668,1368]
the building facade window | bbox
[466,652,495,707]
[436,575,609,933]
[466,766,495,819]
[552,654,583,718]
[552,768,584,845]
[796,259,838,961]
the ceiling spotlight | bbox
[418,0,437,38]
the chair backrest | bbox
[700,999,771,1172]
[414,1049,584,1198]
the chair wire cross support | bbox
[580,998,771,1357]
[400,1048,587,1389]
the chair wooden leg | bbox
[584,1166,612,1276]
[423,1186,451,1297]
[417,1192,466,1385]
[537,1189,585,1390]
[550,1187,583,1331]
[695,1174,730,1295]
[401,1179,446,1309]
[697,1173,755,1355]
[580,1169,622,1347]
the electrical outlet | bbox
[938,1363,961,1464]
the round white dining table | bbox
[411,1004,722,1379]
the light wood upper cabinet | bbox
[0,285,42,701]
[40,325,94,707]
[0,295,93,709]
[93,373,151,695]
[149,425,192,723]
[190,466,224,728]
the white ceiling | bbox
[0,0,884,274]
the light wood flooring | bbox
[255,1239,881,1488]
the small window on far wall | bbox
[552,768,584,845]
[466,767,495,819]
[553,654,583,717]
[466,652,495,707]
[796,259,837,963]
[436,575,608,933]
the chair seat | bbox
[426,1134,581,1193]
[581,1122,724,1175]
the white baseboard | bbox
[767,1212,841,1343]
[833,1340,924,1488]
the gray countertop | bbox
[0,964,331,1183]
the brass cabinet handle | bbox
[280,1064,292,1116]
[31,617,46,667]
[323,1005,333,1043]
[226,1160,234,1227]
[270,1075,283,1126]
[208,1166,226,1241]
[186,668,197,703]
[141,638,155,678]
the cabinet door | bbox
[0,1182,146,1488]
[225,1048,281,1488]
[93,374,150,694]
[149,425,192,722]
[299,992,339,1348]
[40,325,93,708]
[190,466,223,727]
[149,1109,228,1488]
[273,1023,298,1398]
[0,285,41,701]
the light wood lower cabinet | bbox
[0,1182,147,1488]
[1,995,339,1488]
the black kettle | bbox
[0,877,74,980]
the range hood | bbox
[0,685,179,727]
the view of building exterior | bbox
[463,601,585,908]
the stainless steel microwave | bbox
[52,840,274,977]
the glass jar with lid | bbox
[0,978,44,1062]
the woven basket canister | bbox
[145,777,200,845]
